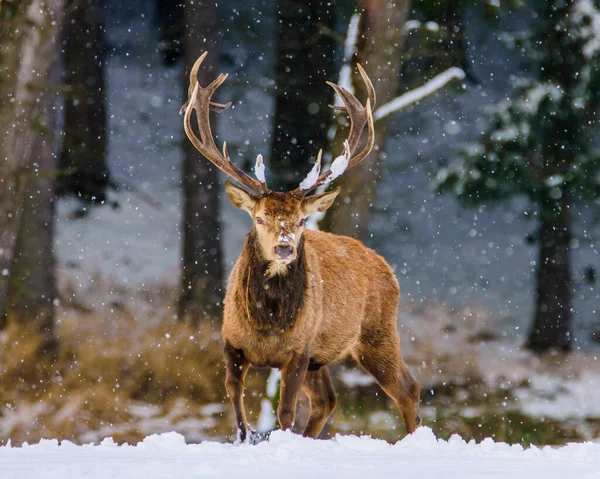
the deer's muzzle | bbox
[274,245,294,260]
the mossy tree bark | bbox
[178,0,224,325]
[0,0,64,353]
[320,0,411,239]
[6,59,61,356]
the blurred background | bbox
[1,0,599,446]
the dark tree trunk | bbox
[527,194,572,353]
[178,0,224,325]
[0,0,64,334]
[439,5,476,83]
[268,0,336,191]
[58,0,109,203]
[321,0,411,239]
[6,59,60,356]
[155,0,184,65]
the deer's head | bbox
[181,52,375,276]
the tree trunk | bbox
[178,0,224,325]
[155,0,184,65]
[0,0,64,332]
[6,58,60,356]
[58,0,109,204]
[320,0,411,239]
[268,0,336,191]
[526,194,573,353]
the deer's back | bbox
[304,229,399,296]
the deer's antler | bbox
[180,52,268,195]
[293,64,375,196]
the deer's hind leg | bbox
[352,325,421,434]
[301,366,337,439]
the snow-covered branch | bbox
[335,13,360,102]
[373,67,466,122]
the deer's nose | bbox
[274,245,293,258]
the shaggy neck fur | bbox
[242,229,307,335]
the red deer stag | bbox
[181,52,420,442]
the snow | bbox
[404,19,421,31]
[373,67,466,121]
[305,208,325,231]
[573,0,600,58]
[516,370,600,420]
[340,369,376,388]
[298,153,322,190]
[277,233,295,243]
[343,13,360,62]
[520,82,563,113]
[335,13,360,102]
[254,154,266,184]
[403,21,443,33]
[2,428,600,478]
[424,21,440,32]
[490,125,519,142]
[324,148,349,185]
[55,190,181,296]
[545,175,564,187]
[257,370,281,432]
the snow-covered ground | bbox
[2,428,600,479]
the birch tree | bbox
[320,0,412,238]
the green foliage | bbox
[425,409,585,447]
[436,0,600,211]
[414,0,517,22]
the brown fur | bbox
[221,185,421,442]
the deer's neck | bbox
[242,230,307,334]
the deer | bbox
[181,52,420,443]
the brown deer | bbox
[181,52,420,443]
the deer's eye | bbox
[256,217,264,225]
[298,218,306,227]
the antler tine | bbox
[328,65,375,114]
[293,64,375,196]
[179,53,231,115]
[357,64,376,112]
[181,53,268,195]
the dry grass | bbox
[3,291,598,446]
[0,296,231,445]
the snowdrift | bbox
[1,427,599,478]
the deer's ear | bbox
[302,187,341,216]
[225,181,257,214]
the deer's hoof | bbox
[234,429,271,445]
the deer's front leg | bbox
[278,350,310,431]
[224,341,251,442]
